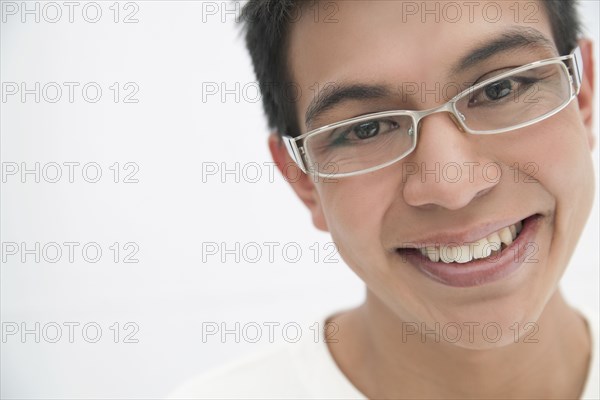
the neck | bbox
[327,290,591,399]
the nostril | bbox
[475,187,493,199]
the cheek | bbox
[316,174,398,264]
[509,107,595,263]
[524,108,595,214]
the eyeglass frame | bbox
[282,46,583,179]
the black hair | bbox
[239,0,582,138]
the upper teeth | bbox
[418,221,523,264]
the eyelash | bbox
[329,119,401,146]
[467,76,541,107]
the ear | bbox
[576,38,596,151]
[268,133,329,232]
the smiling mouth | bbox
[414,220,523,264]
[395,214,543,287]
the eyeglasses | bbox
[282,47,583,178]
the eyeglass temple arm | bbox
[282,135,308,173]
[572,46,584,94]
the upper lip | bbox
[397,215,535,249]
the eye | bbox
[353,121,381,139]
[467,76,538,107]
[325,118,404,148]
[346,119,399,141]
[483,79,513,100]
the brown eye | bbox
[326,118,402,148]
[484,79,513,100]
[353,121,380,139]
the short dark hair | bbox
[239,0,582,138]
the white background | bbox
[1,1,598,398]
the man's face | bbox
[282,0,595,348]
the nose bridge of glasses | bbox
[413,102,465,134]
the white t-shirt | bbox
[168,307,599,399]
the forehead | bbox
[287,0,555,128]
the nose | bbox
[402,112,498,210]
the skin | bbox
[268,1,596,398]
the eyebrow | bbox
[305,84,392,129]
[450,27,556,75]
[304,27,557,128]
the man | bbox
[170,1,598,398]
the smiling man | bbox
[169,1,598,399]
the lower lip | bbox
[398,215,543,287]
